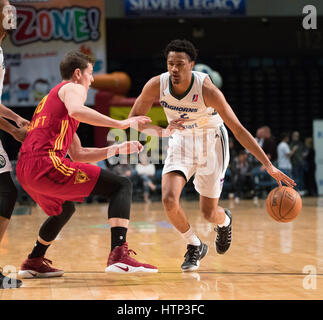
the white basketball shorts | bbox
[162,125,230,199]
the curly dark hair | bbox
[164,39,198,62]
[60,50,95,80]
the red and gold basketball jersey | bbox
[17,81,101,216]
[20,81,79,159]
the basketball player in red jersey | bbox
[0,0,28,288]
[16,51,158,277]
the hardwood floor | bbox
[0,197,322,300]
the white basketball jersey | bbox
[159,71,223,135]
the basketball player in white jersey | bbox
[129,39,295,271]
[0,0,29,288]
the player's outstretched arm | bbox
[61,83,151,129]
[68,133,143,163]
[0,103,29,128]
[203,77,295,187]
[0,117,27,142]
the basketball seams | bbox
[277,187,285,220]
[282,192,297,219]
[266,189,276,220]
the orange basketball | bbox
[266,186,302,223]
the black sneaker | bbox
[215,209,232,254]
[181,242,208,272]
[0,272,22,289]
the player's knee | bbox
[162,194,179,211]
[61,201,75,219]
[51,201,75,229]
[119,176,132,195]
[39,202,75,242]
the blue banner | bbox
[125,0,246,17]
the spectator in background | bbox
[231,150,254,202]
[277,132,297,178]
[290,131,305,194]
[250,128,278,200]
[255,127,265,148]
[135,154,156,203]
[262,126,277,163]
[247,127,265,168]
[303,137,317,196]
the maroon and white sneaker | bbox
[18,256,64,278]
[105,242,158,273]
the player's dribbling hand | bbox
[265,164,296,188]
[119,116,152,129]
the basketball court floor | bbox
[0,197,322,300]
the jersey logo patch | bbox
[192,94,198,102]
[74,169,90,184]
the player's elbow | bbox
[231,123,245,137]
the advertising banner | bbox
[125,0,246,17]
[2,0,106,107]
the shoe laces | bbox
[42,257,53,267]
[110,243,137,261]
[217,225,231,243]
[121,243,137,260]
[185,245,200,264]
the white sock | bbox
[182,227,201,246]
[218,212,230,228]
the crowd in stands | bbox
[224,126,317,203]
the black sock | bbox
[111,227,127,251]
[28,240,50,259]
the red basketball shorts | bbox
[16,154,101,216]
